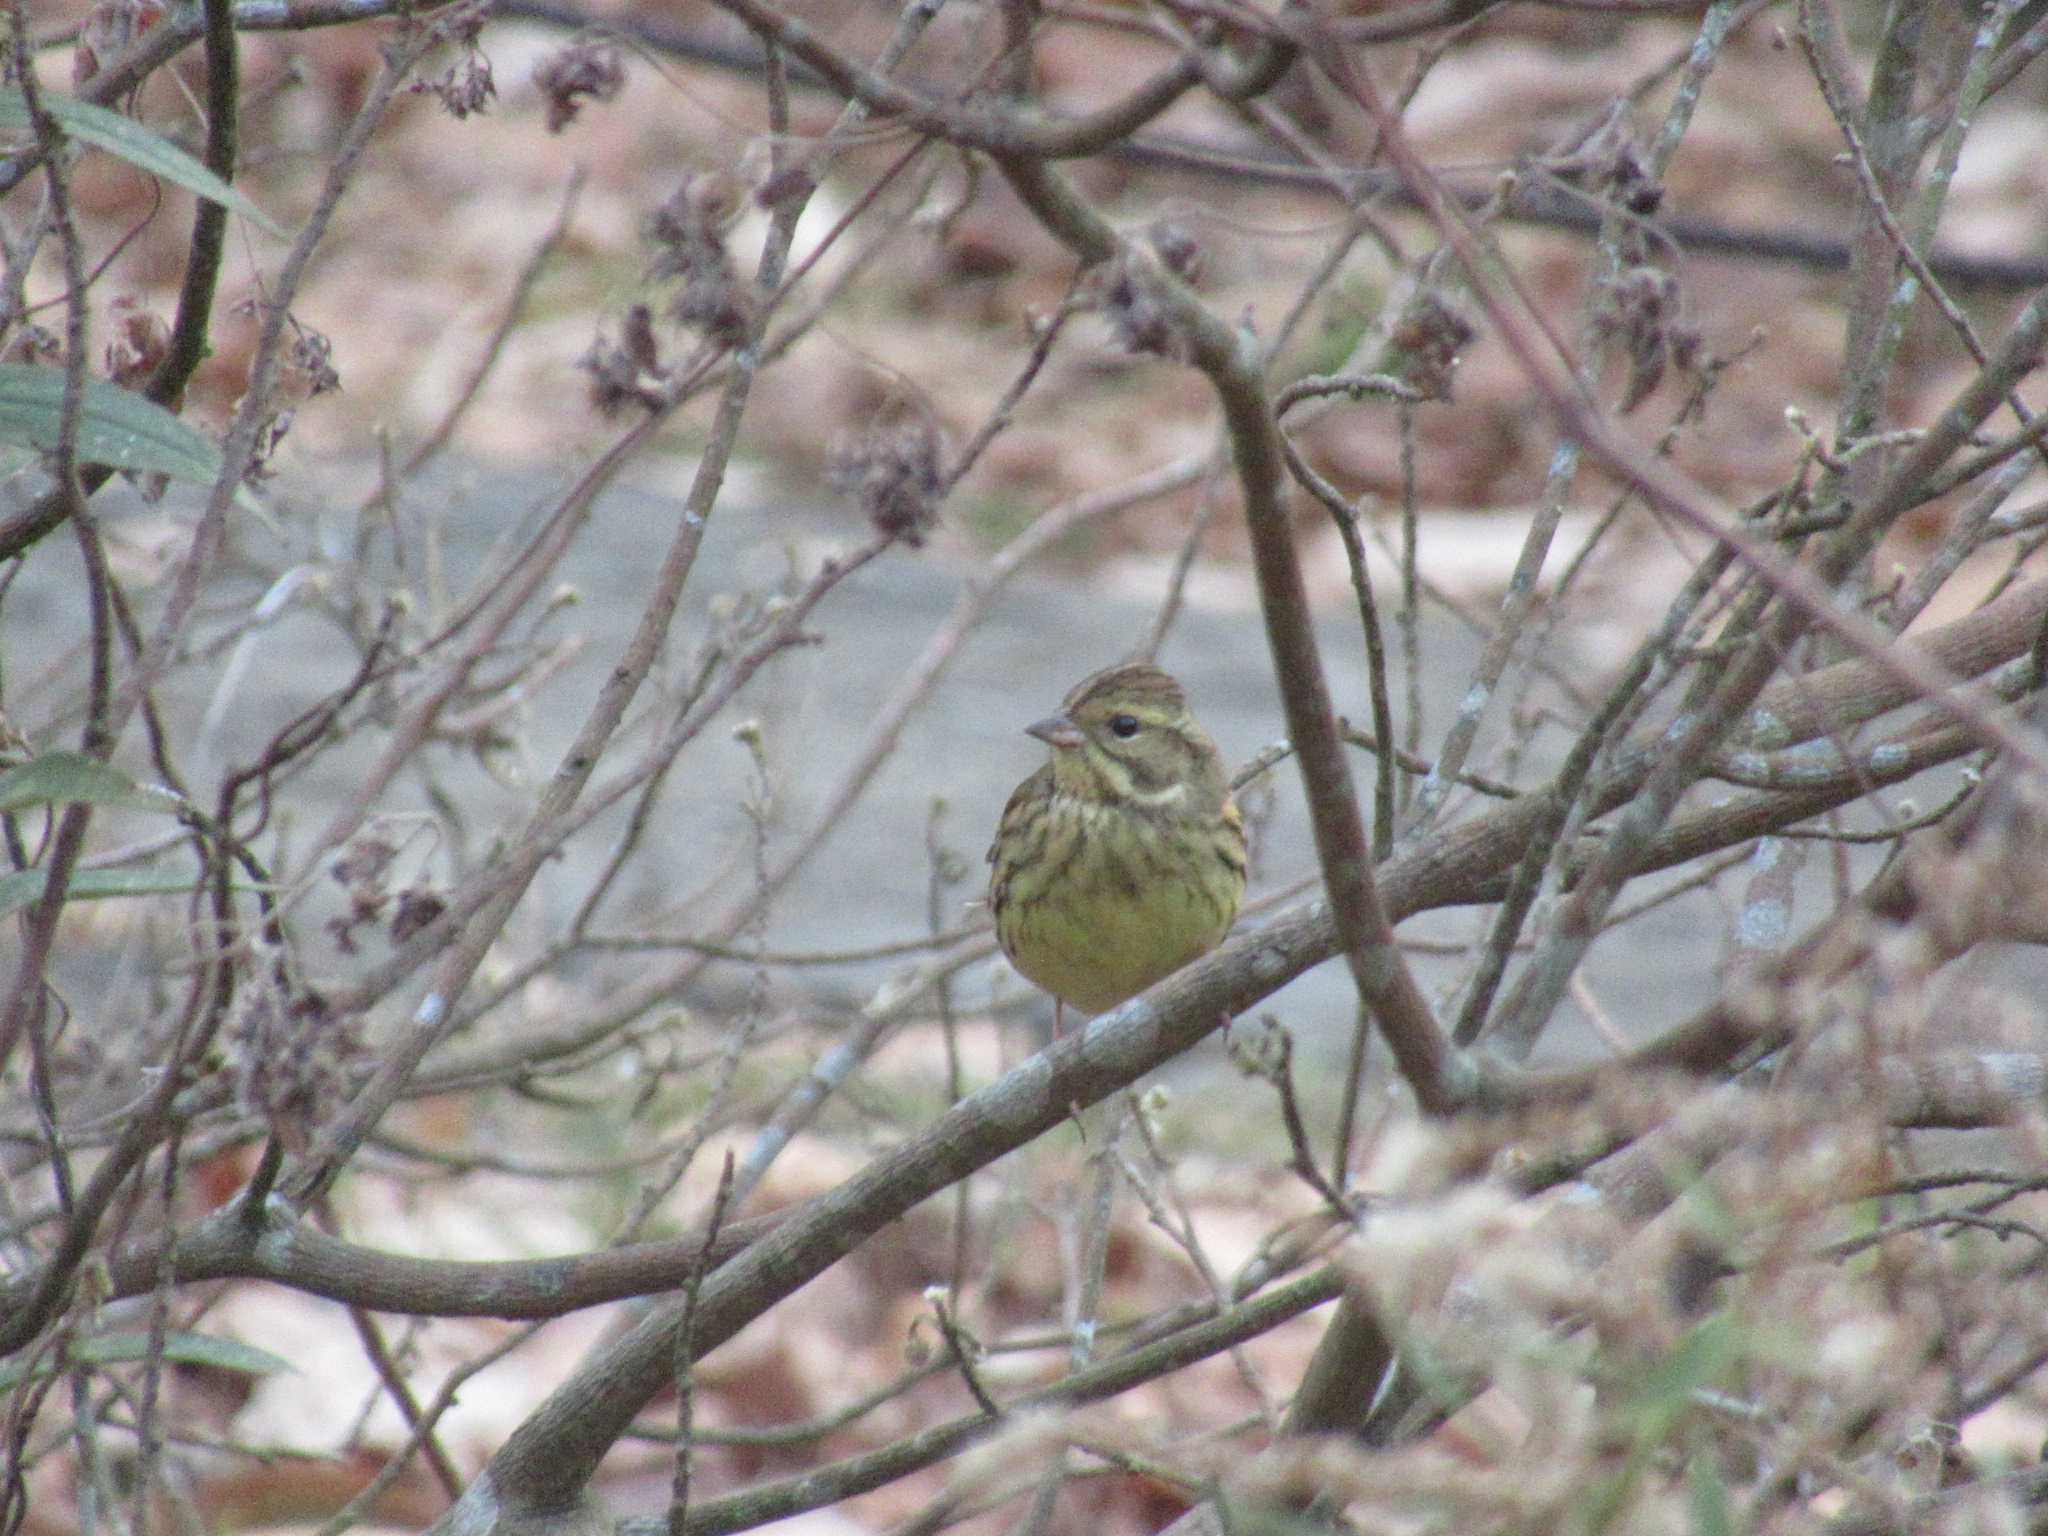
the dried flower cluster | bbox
[827,400,947,546]
[534,39,624,133]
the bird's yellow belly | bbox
[1003,854,1234,1014]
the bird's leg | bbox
[1054,1003,1092,1133]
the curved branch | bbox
[0,1199,781,1328]
[5,578,2038,1340]
[991,150,1464,1115]
[700,0,1297,161]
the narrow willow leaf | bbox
[0,750,183,816]
[1686,1455,1734,1536]
[0,364,221,485]
[0,867,203,920]
[0,90,283,237]
[0,1330,294,1391]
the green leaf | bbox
[0,364,224,486]
[1632,1314,1740,1413]
[1687,1454,1735,1536]
[0,866,202,919]
[0,1330,295,1391]
[0,751,182,816]
[0,90,283,237]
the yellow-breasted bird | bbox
[987,662,1247,1021]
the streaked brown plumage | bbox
[987,663,1246,1016]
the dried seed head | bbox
[827,399,947,546]
[407,1,496,120]
[229,982,365,1155]
[581,304,669,414]
[71,0,167,88]
[1096,241,1187,360]
[1594,265,1699,413]
[1382,289,1474,402]
[533,39,624,133]
[103,298,169,391]
[282,325,342,401]
[390,887,448,946]
[1,324,60,366]
[1145,219,1203,285]
[648,173,757,349]
[415,53,495,118]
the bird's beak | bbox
[1027,713,1085,750]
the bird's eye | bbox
[1108,713,1141,738]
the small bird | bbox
[987,662,1247,1022]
